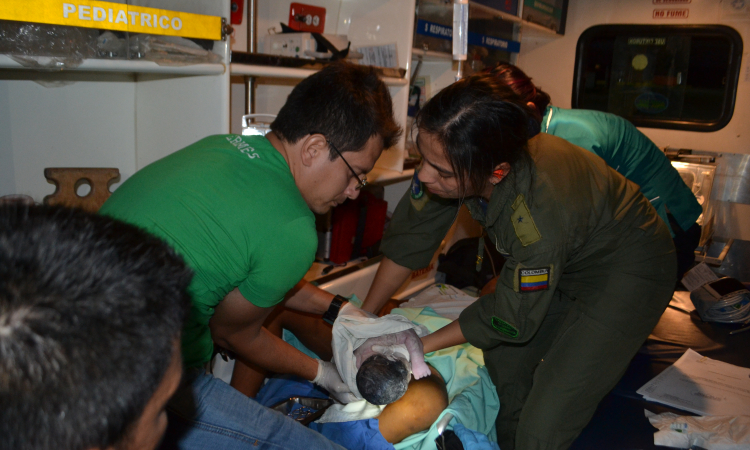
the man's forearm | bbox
[362,256,413,314]
[284,280,335,314]
[222,326,319,380]
[210,288,320,380]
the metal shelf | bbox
[368,167,414,184]
[411,48,453,62]
[0,55,226,75]
[230,62,408,86]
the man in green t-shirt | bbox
[100,62,402,450]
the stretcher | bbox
[273,297,499,450]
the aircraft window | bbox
[573,25,742,132]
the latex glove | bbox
[312,359,358,404]
[354,328,431,379]
[453,424,500,450]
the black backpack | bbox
[437,236,506,290]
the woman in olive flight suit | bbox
[361,74,677,450]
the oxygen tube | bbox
[452,0,468,81]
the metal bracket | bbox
[695,238,734,266]
[222,18,234,41]
[664,147,716,164]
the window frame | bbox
[572,24,743,132]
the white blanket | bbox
[399,284,478,320]
[318,308,428,423]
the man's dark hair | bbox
[356,354,410,405]
[271,61,402,159]
[0,205,192,450]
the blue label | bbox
[468,33,521,53]
[416,19,453,39]
[416,19,520,53]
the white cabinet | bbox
[230,0,416,174]
[227,1,514,289]
[0,1,230,201]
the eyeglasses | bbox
[314,133,368,190]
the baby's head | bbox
[356,354,410,405]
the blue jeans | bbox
[159,369,345,450]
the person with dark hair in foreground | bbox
[486,63,701,280]
[362,74,676,450]
[100,61,401,449]
[0,204,191,450]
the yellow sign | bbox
[0,0,222,41]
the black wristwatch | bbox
[323,295,349,325]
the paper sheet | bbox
[681,263,720,292]
[646,410,750,450]
[637,349,750,416]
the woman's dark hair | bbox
[414,73,538,197]
[356,354,410,405]
[271,61,402,160]
[486,63,551,120]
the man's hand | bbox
[312,359,358,404]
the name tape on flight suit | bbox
[0,0,222,41]
[491,316,519,338]
[511,194,541,246]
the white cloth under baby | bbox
[399,284,478,320]
[318,308,428,423]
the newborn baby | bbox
[353,329,431,405]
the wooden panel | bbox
[43,167,120,212]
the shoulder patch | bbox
[510,194,541,246]
[410,169,424,200]
[410,169,429,211]
[519,267,550,292]
[491,316,519,338]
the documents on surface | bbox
[637,349,750,416]
[681,262,720,292]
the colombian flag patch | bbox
[519,267,550,292]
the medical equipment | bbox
[435,413,464,450]
[436,429,464,450]
[270,396,333,425]
[241,113,276,136]
[264,32,318,59]
[690,277,750,324]
[452,0,468,80]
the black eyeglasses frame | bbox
[310,132,368,190]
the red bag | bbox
[328,191,387,264]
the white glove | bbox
[353,329,431,379]
[312,359,358,404]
